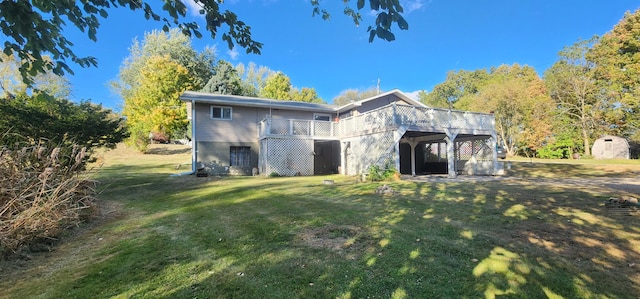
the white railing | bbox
[258,119,339,138]
[258,104,495,139]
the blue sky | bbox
[63,0,640,110]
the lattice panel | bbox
[263,138,313,176]
[269,119,289,135]
[474,139,494,161]
[291,120,309,135]
[344,130,397,175]
[314,121,332,136]
[457,141,473,160]
[456,138,495,162]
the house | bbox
[179,89,499,178]
[592,135,630,159]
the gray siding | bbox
[356,95,412,114]
[196,141,260,175]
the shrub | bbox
[0,137,97,257]
[367,163,398,182]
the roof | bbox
[180,89,425,113]
[335,89,428,112]
[180,91,336,113]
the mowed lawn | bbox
[1,145,639,298]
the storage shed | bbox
[592,135,630,159]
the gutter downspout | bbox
[191,99,197,174]
[171,99,197,177]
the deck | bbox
[258,103,495,139]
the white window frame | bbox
[313,113,331,121]
[211,106,232,120]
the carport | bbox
[399,130,498,177]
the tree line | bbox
[421,10,640,159]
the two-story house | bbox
[179,89,499,178]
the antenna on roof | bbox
[377,78,380,95]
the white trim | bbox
[210,105,232,120]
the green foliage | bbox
[421,70,489,109]
[290,87,324,103]
[367,163,398,181]
[260,72,292,100]
[544,37,603,156]
[201,60,242,95]
[332,88,379,106]
[2,1,408,87]
[447,64,554,155]
[235,62,276,97]
[122,55,193,152]
[112,29,214,100]
[0,93,127,149]
[0,0,260,85]
[311,0,409,43]
[588,9,640,143]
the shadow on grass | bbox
[507,160,640,178]
[145,145,192,155]
[4,170,640,298]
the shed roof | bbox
[179,89,424,113]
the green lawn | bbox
[1,145,639,298]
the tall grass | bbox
[0,138,97,257]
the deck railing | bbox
[258,104,495,139]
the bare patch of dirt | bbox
[297,224,368,254]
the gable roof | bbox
[335,89,427,112]
[180,89,425,113]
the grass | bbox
[1,144,639,298]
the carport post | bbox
[445,128,459,178]
[407,138,419,176]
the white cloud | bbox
[228,47,239,60]
[184,0,204,16]
[401,0,427,14]
[405,90,425,101]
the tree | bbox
[332,88,379,106]
[545,38,604,157]
[290,87,324,103]
[260,72,292,100]
[201,60,242,95]
[121,55,193,151]
[421,70,489,109]
[1,0,409,85]
[588,9,640,141]
[0,93,126,149]
[457,64,554,155]
[236,62,275,97]
[112,29,214,100]
[0,52,71,99]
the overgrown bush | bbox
[0,137,97,257]
[367,163,398,182]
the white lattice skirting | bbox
[260,138,314,176]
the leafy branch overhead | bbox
[1,0,408,85]
[311,0,409,42]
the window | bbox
[314,113,331,121]
[211,106,232,120]
[230,146,251,167]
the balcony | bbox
[258,104,495,139]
